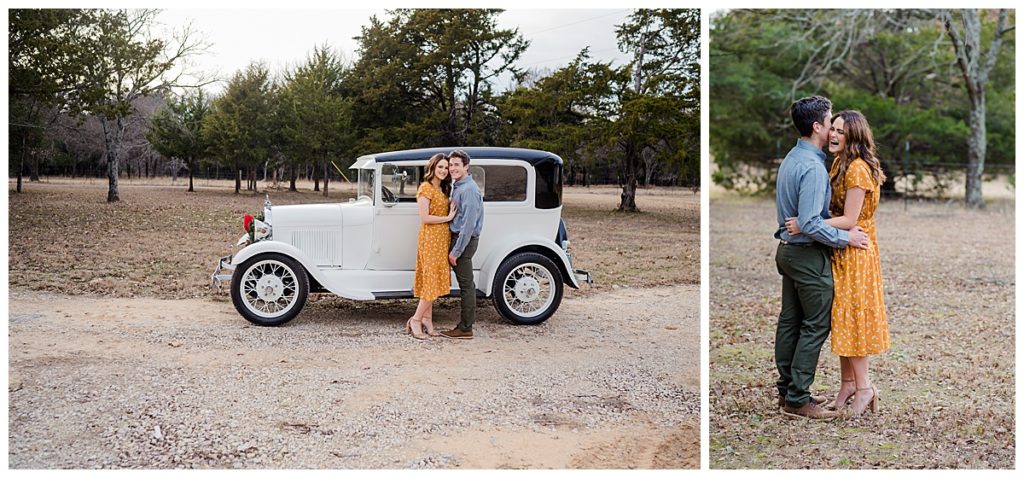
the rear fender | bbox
[478,236,579,296]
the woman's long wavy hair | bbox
[423,153,452,196]
[830,110,886,207]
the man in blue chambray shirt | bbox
[774,96,869,420]
[440,149,484,339]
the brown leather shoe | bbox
[778,394,827,408]
[781,401,839,420]
[440,328,473,339]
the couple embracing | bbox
[774,95,890,420]
[404,149,483,340]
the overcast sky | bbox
[155,9,635,95]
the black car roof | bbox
[366,147,563,166]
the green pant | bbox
[774,242,834,406]
[450,233,479,331]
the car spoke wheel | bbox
[242,260,299,316]
[502,263,555,318]
[492,252,563,325]
[231,253,309,326]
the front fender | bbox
[233,240,318,269]
[230,241,372,300]
[478,236,580,296]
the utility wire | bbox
[512,10,633,71]
[519,46,623,68]
[519,9,632,37]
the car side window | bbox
[477,165,527,202]
[381,165,421,203]
[469,166,485,196]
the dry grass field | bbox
[710,194,1015,469]
[8,179,698,299]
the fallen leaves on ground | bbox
[709,195,1015,469]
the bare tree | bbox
[758,10,943,125]
[939,9,1014,208]
[121,94,166,179]
[69,9,209,202]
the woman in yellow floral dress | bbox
[406,153,456,339]
[786,110,889,416]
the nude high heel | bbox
[845,385,879,417]
[422,315,440,337]
[828,378,856,411]
[406,317,427,340]
[869,385,880,413]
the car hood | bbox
[271,198,372,229]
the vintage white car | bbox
[212,147,591,327]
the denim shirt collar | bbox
[795,139,827,163]
[453,174,474,189]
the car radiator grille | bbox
[286,230,340,266]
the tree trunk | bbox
[235,167,241,194]
[313,162,320,192]
[619,177,638,212]
[17,134,25,193]
[30,153,40,182]
[106,151,120,202]
[942,9,1010,209]
[102,117,126,203]
[965,93,986,208]
[322,161,329,197]
[643,156,658,187]
[289,164,297,192]
[618,149,639,212]
[188,162,194,192]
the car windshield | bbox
[357,168,375,202]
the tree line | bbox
[710,9,1014,208]
[9,8,700,211]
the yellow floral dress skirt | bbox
[830,158,890,356]
[412,182,451,301]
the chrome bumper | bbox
[562,239,592,286]
[210,254,235,291]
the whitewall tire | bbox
[230,253,309,326]
[491,252,564,325]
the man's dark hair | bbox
[448,149,470,166]
[790,96,832,137]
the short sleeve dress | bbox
[412,182,451,301]
[829,158,889,357]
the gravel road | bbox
[8,285,699,469]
